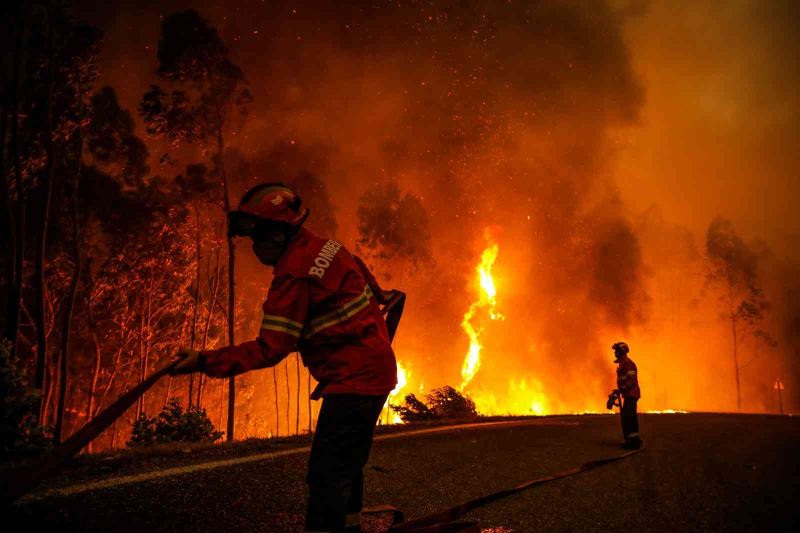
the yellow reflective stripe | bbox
[628,371,637,375]
[261,314,303,338]
[261,323,302,337]
[305,285,373,338]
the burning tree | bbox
[140,9,252,441]
[706,217,772,411]
[173,163,222,409]
[0,2,104,442]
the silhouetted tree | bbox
[357,181,431,266]
[0,1,104,440]
[54,22,102,443]
[140,10,251,441]
[706,218,771,410]
[174,163,220,407]
[79,86,150,446]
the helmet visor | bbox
[227,210,291,240]
[228,211,261,238]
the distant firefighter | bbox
[612,341,642,449]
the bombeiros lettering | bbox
[309,240,342,279]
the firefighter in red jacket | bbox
[170,183,398,532]
[613,341,642,449]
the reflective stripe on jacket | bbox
[201,227,397,397]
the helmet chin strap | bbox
[297,208,310,227]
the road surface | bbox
[8,413,800,532]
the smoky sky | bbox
[71,0,800,412]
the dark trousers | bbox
[621,397,640,440]
[305,393,388,532]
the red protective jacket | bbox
[200,227,397,398]
[616,357,641,399]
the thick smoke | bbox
[74,0,800,417]
[79,0,651,413]
[589,212,650,330]
[356,181,432,267]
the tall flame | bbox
[384,360,409,424]
[460,242,504,391]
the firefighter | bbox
[612,341,642,449]
[170,183,398,533]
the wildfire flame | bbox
[392,360,408,400]
[384,360,409,424]
[460,241,504,391]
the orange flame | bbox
[460,241,504,391]
[384,360,409,424]
[470,378,552,416]
[392,360,408,400]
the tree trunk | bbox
[35,2,58,419]
[1,102,14,343]
[284,359,290,434]
[136,271,153,419]
[198,246,222,408]
[273,367,279,436]
[55,128,83,443]
[86,329,102,453]
[136,297,145,419]
[6,1,24,357]
[164,376,174,409]
[110,414,119,450]
[142,272,153,414]
[195,374,203,408]
[218,125,235,442]
[55,93,85,443]
[295,354,300,435]
[42,350,56,426]
[188,204,201,408]
[97,332,125,415]
[218,379,225,433]
[731,315,741,411]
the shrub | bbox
[0,337,53,459]
[390,385,478,423]
[427,386,478,419]
[128,398,223,447]
[389,393,436,423]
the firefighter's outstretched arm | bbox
[196,274,310,378]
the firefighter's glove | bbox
[606,390,619,410]
[169,348,202,376]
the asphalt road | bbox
[8,413,800,532]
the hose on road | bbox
[363,445,645,532]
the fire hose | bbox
[362,445,644,532]
[2,290,407,505]
[358,387,641,532]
